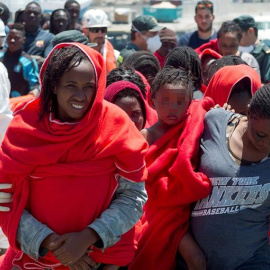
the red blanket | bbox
[204,64,261,106]
[129,98,214,270]
[0,43,148,269]
[195,39,220,56]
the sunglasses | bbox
[196,1,213,9]
[89,27,107,34]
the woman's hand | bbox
[50,228,100,266]
[0,184,12,211]
[40,233,61,250]
[69,254,98,270]
[102,265,120,270]
[213,103,235,113]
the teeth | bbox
[72,104,83,109]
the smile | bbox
[72,104,84,109]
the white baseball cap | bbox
[0,19,6,37]
[82,9,110,28]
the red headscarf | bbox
[0,43,148,269]
[204,64,261,106]
[104,80,157,128]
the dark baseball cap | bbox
[52,30,97,47]
[233,15,257,31]
[132,15,164,32]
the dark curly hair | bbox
[151,67,193,99]
[164,47,202,89]
[39,46,89,120]
[106,67,147,99]
[249,84,270,119]
[122,51,160,85]
[217,21,242,41]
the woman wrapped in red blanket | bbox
[0,43,148,270]
[130,67,214,270]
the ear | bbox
[150,97,156,109]
[246,104,251,118]
[248,27,254,35]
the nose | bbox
[30,12,35,17]
[74,88,85,101]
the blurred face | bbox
[153,83,191,126]
[114,96,145,130]
[84,27,107,51]
[52,10,69,34]
[158,40,177,57]
[218,32,239,56]
[7,29,25,52]
[54,60,96,122]
[240,29,257,46]
[246,114,270,154]
[66,3,80,24]
[195,9,214,33]
[24,3,42,30]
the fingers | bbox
[0,184,12,190]
[82,254,98,269]
[102,265,120,270]
[50,234,69,250]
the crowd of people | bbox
[0,0,269,269]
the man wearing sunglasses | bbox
[178,0,216,49]
[82,9,117,74]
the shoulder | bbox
[37,29,54,42]
[179,31,193,44]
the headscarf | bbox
[104,80,147,128]
[204,64,261,106]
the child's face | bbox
[114,96,145,131]
[153,83,191,126]
[218,32,239,56]
[54,60,96,122]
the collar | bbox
[26,26,41,36]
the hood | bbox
[204,64,261,106]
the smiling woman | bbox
[0,43,148,270]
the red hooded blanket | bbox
[204,64,261,106]
[104,80,156,129]
[129,98,214,270]
[0,43,148,269]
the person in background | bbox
[0,3,10,39]
[0,61,11,257]
[40,12,51,31]
[64,0,82,31]
[154,27,177,67]
[122,51,160,86]
[23,2,54,68]
[233,15,270,84]
[82,9,117,74]
[196,21,261,77]
[117,15,164,66]
[14,9,25,25]
[204,64,261,115]
[0,19,6,50]
[178,0,216,49]
[49,9,70,35]
[0,23,40,97]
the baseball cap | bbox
[0,19,6,37]
[159,28,177,44]
[52,30,97,47]
[132,15,164,32]
[233,15,257,31]
[82,9,110,28]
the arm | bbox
[88,176,147,249]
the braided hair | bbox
[106,67,147,98]
[249,84,270,119]
[122,51,160,85]
[151,67,193,99]
[164,47,202,89]
[39,46,89,120]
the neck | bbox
[198,28,213,39]
[25,25,39,33]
